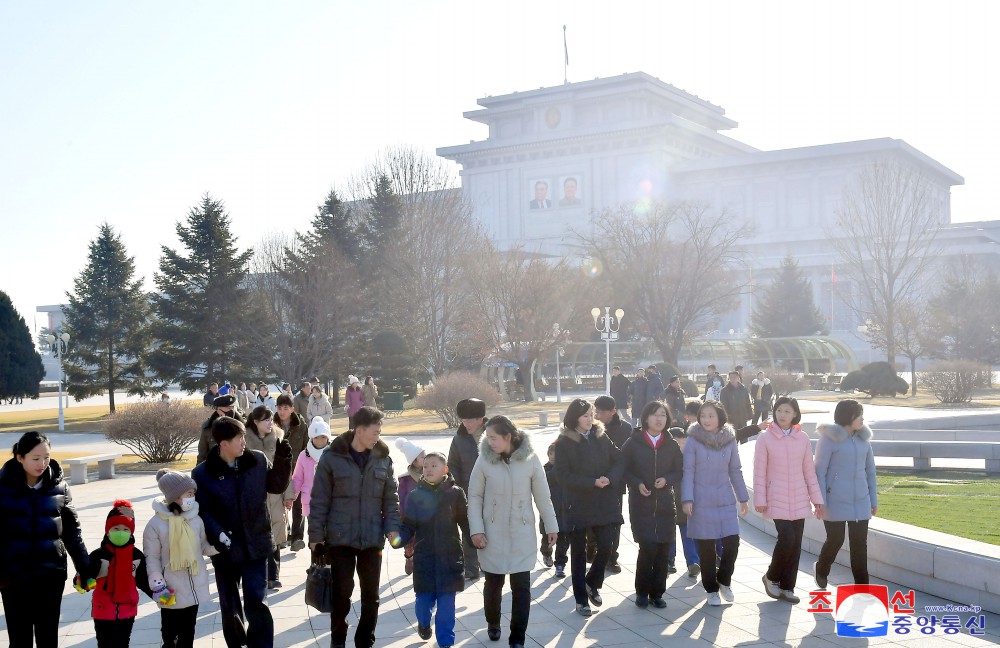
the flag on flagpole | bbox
[831,267,837,283]
[563,25,569,66]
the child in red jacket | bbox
[79,500,154,647]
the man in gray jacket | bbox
[309,406,401,648]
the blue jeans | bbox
[668,522,700,567]
[211,554,272,648]
[415,591,456,647]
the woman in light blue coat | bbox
[681,401,749,607]
[813,399,877,588]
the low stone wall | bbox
[738,444,1000,613]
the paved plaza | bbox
[1,425,998,648]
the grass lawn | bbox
[804,388,1000,408]
[876,469,1000,546]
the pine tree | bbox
[63,223,153,412]
[750,255,828,337]
[0,291,45,401]
[150,195,253,392]
[357,173,403,261]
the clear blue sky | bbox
[2,1,996,329]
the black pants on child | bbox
[766,519,805,591]
[540,525,569,567]
[816,519,870,585]
[1,575,64,648]
[94,618,135,648]
[697,534,740,593]
[161,605,199,648]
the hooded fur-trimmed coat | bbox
[814,423,877,521]
[681,423,749,540]
[554,422,624,531]
[752,423,824,520]
[467,433,558,574]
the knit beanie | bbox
[309,416,331,439]
[106,499,136,533]
[156,468,197,503]
[395,437,425,465]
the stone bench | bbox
[537,411,562,427]
[63,453,122,485]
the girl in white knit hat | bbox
[287,417,332,540]
[395,437,426,575]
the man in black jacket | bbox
[309,407,401,648]
[196,393,243,464]
[447,397,487,579]
[609,367,631,422]
[593,396,631,575]
[194,417,292,648]
[664,375,687,426]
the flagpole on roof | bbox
[563,25,569,84]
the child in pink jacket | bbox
[287,417,331,525]
[753,396,824,604]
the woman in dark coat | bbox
[0,431,90,647]
[555,398,624,617]
[621,401,683,609]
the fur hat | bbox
[395,437,425,465]
[106,499,136,533]
[156,469,196,503]
[213,393,237,408]
[456,398,486,419]
[308,416,331,439]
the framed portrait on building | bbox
[558,175,582,207]
[528,178,552,209]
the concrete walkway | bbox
[2,428,998,647]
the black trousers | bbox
[635,541,672,598]
[766,519,805,590]
[752,401,771,425]
[267,546,281,581]
[540,522,569,567]
[328,545,382,648]
[211,553,272,648]
[484,571,530,644]
[290,492,304,542]
[816,519,870,584]
[1,575,64,648]
[94,618,135,648]
[696,534,740,593]
[161,605,199,648]
[569,524,615,604]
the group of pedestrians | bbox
[0,372,878,648]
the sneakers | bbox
[543,554,554,568]
[487,624,501,641]
[780,590,801,604]
[651,597,667,609]
[706,592,722,606]
[586,584,603,607]
[687,563,701,579]
[667,563,677,574]
[576,603,592,617]
[814,561,828,589]
[606,561,622,574]
[554,564,565,578]
[417,624,432,640]
[719,584,734,602]
[635,594,649,608]
[762,575,781,599]
[290,539,306,552]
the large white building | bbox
[439,72,1000,364]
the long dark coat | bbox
[399,475,469,594]
[621,429,683,543]
[0,458,89,587]
[447,421,483,492]
[554,423,624,531]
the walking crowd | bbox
[0,369,878,648]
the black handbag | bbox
[305,545,332,613]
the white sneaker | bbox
[762,575,781,599]
[719,584,734,602]
[707,592,722,606]
[780,590,801,604]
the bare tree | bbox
[467,246,584,399]
[832,161,944,363]
[577,201,747,371]
[862,299,929,395]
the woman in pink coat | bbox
[753,396,824,604]
[344,375,366,429]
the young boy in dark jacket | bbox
[398,452,470,648]
[80,500,154,647]
[539,442,569,576]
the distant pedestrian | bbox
[345,375,365,428]
[203,382,219,407]
[253,383,276,411]
[754,397,824,604]
[362,376,379,408]
[750,371,775,425]
[664,375,686,426]
[307,385,333,423]
[609,366,631,421]
[720,371,752,429]
[813,399,877,589]
[629,368,648,426]
[293,381,312,422]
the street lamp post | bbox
[552,323,566,403]
[591,307,624,394]
[45,332,70,432]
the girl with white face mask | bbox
[143,469,218,648]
